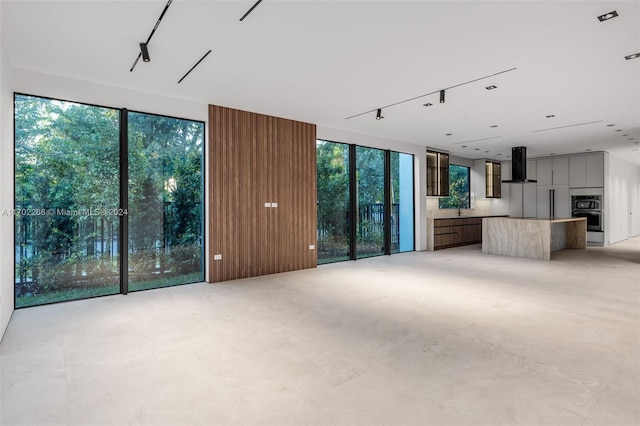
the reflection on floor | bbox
[1,237,639,425]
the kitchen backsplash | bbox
[427,198,494,218]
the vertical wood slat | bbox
[208,105,317,282]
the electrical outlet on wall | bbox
[309,245,315,250]
[213,254,222,260]
[271,202,278,208]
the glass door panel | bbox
[316,140,350,264]
[390,152,415,253]
[14,95,120,307]
[356,146,385,259]
[127,112,204,291]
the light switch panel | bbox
[213,254,222,260]
[271,202,278,208]
[264,202,271,208]
[309,245,315,250]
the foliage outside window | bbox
[316,140,350,264]
[316,141,415,264]
[14,94,204,308]
[439,164,470,210]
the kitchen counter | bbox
[434,215,509,220]
[482,217,587,260]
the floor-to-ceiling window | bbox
[127,112,204,292]
[14,95,121,307]
[390,152,415,253]
[316,140,350,264]
[14,94,204,307]
[316,140,414,263]
[356,146,385,259]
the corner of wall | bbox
[1,24,16,341]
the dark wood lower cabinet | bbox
[433,217,483,249]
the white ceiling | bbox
[2,0,640,164]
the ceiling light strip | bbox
[240,0,264,22]
[453,136,502,145]
[345,67,517,119]
[178,50,213,84]
[533,120,603,133]
[129,0,174,72]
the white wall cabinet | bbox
[527,159,537,180]
[537,157,568,185]
[569,153,604,188]
[569,155,586,188]
[534,157,570,218]
[536,159,552,185]
[504,161,537,217]
[586,153,605,187]
[511,183,538,218]
[536,185,570,219]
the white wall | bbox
[13,69,207,122]
[317,126,428,251]
[1,20,15,340]
[607,154,640,244]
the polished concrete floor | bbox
[1,238,639,426]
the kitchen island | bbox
[482,217,587,260]
[427,215,509,250]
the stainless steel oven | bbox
[571,194,602,232]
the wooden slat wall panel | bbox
[208,105,317,282]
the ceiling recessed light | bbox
[474,148,480,151]
[497,153,502,156]
[484,151,489,153]
[630,138,635,141]
[585,149,592,152]
[485,85,497,90]
[623,134,629,136]
[615,129,623,132]
[461,145,468,148]
[423,103,433,107]
[625,53,640,60]
[490,125,498,128]
[550,153,556,155]
[607,124,615,127]
[546,114,555,118]
[597,11,618,22]
[445,133,453,136]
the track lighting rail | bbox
[345,67,517,120]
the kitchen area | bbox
[426,146,614,258]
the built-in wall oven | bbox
[570,188,604,245]
[571,195,602,231]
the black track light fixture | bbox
[376,109,384,120]
[140,43,150,62]
[439,90,445,103]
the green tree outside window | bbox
[439,165,470,211]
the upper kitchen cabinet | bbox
[427,150,449,196]
[536,157,569,185]
[569,153,604,188]
[485,161,501,198]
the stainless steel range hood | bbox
[502,146,537,183]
